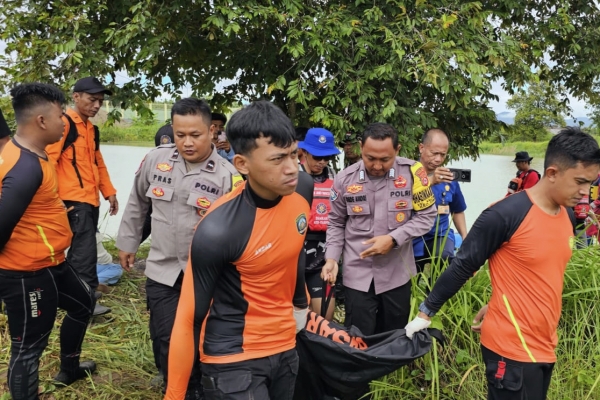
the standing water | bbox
[97,144,545,238]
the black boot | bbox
[54,360,97,386]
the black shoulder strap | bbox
[61,113,79,152]
[93,125,100,151]
[567,207,577,235]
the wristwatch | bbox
[419,302,436,318]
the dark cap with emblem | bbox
[337,132,359,147]
[154,124,174,147]
[73,76,113,95]
[512,151,533,162]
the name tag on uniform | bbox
[437,205,450,215]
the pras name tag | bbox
[437,205,450,215]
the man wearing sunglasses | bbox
[298,128,340,320]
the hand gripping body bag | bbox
[293,285,443,400]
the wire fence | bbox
[103,101,173,122]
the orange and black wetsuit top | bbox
[0,139,72,270]
[425,190,575,363]
[165,172,313,399]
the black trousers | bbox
[343,279,411,336]
[0,262,94,400]
[146,276,202,396]
[202,349,299,400]
[482,345,554,400]
[65,201,100,291]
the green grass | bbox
[100,121,162,145]
[1,239,599,399]
[478,141,551,158]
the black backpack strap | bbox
[93,125,100,151]
[567,207,577,235]
[61,113,84,188]
[61,113,79,152]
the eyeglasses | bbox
[310,154,335,162]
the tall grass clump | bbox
[370,232,600,399]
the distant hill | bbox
[495,112,592,127]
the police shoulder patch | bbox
[330,188,339,201]
[410,162,435,210]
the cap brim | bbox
[298,143,341,156]
[83,88,113,95]
[512,157,533,162]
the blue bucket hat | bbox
[298,128,341,157]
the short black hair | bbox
[211,112,227,124]
[10,83,66,124]
[226,101,295,156]
[295,127,309,142]
[421,128,449,145]
[361,123,399,148]
[544,126,600,171]
[171,98,212,127]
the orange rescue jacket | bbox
[46,108,116,206]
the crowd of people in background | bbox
[1,77,600,400]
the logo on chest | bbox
[346,184,363,194]
[196,197,211,209]
[393,176,407,188]
[255,243,272,256]
[156,163,173,172]
[152,187,165,197]
[395,200,408,209]
[316,203,327,214]
[296,213,308,235]
[351,205,364,213]
[395,212,406,223]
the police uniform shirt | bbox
[325,157,437,294]
[116,144,243,287]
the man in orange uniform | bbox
[0,83,95,399]
[46,77,118,315]
[405,127,600,399]
[165,101,312,400]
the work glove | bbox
[293,308,309,333]
[404,316,431,339]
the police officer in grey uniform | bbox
[322,123,436,336]
[116,98,242,395]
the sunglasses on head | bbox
[310,154,335,162]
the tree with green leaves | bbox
[1,0,600,159]
[506,81,567,142]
